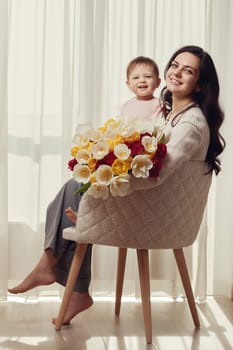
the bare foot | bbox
[65,207,78,224]
[52,292,93,325]
[8,250,57,294]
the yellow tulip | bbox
[112,159,131,175]
[88,158,97,172]
[123,132,140,143]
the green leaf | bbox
[73,182,91,195]
[158,133,165,144]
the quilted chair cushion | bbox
[63,160,212,249]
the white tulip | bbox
[95,165,113,185]
[91,140,110,160]
[73,164,91,184]
[131,155,153,178]
[114,143,131,160]
[87,183,109,200]
[72,134,90,147]
[141,135,158,153]
[76,149,91,164]
[110,174,131,197]
[74,123,92,136]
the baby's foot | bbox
[53,292,93,325]
[65,207,78,224]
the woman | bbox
[8,45,225,326]
[159,45,225,181]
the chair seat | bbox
[63,160,212,249]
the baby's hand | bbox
[65,207,78,224]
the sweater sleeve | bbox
[129,110,210,192]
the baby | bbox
[66,56,162,221]
[121,55,161,120]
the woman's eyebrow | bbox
[173,59,197,72]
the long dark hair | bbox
[161,45,225,175]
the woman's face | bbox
[166,52,201,100]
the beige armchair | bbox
[55,160,212,344]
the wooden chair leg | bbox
[115,247,127,315]
[173,248,200,328]
[137,249,152,344]
[55,243,88,330]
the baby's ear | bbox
[126,80,130,88]
[156,77,161,88]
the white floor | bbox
[0,296,233,350]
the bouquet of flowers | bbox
[68,116,167,199]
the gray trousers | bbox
[44,179,92,292]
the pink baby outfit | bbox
[121,96,161,120]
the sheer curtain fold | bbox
[207,0,233,297]
[4,0,233,300]
[0,0,8,298]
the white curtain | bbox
[0,0,8,299]
[207,0,233,298]
[1,0,232,300]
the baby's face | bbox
[126,64,160,100]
